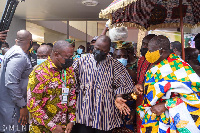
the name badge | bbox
[62,88,69,104]
[62,87,69,94]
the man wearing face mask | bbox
[113,47,136,132]
[27,40,76,133]
[0,30,33,132]
[72,35,142,133]
[88,36,98,54]
[36,44,52,65]
[135,34,156,132]
[137,35,200,132]
[73,45,86,61]
[76,45,85,55]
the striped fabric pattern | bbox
[73,54,134,131]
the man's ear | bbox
[54,51,59,58]
[160,48,165,56]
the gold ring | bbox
[151,113,157,120]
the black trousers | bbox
[71,123,113,133]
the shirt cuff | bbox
[15,98,26,108]
[48,122,57,132]
[50,125,57,132]
[68,113,76,122]
[114,87,133,95]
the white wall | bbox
[6,16,26,47]
[44,29,67,43]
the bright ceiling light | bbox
[82,0,98,6]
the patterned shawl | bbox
[137,54,200,133]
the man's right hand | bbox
[52,125,65,133]
[115,96,130,115]
[134,84,143,95]
[0,30,9,42]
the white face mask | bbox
[117,58,128,67]
[37,59,47,65]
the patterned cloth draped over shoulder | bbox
[27,57,76,133]
[137,54,200,133]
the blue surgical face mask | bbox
[109,47,114,53]
[198,54,200,63]
[77,48,83,54]
[37,59,47,65]
[117,58,128,67]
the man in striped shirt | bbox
[72,35,142,133]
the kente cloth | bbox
[137,54,200,133]
[73,54,134,131]
[136,56,153,133]
[27,57,76,133]
[137,56,153,85]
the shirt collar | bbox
[47,56,58,70]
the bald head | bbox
[37,45,52,59]
[53,40,73,53]
[17,30,32,42]
[51,40,74,70]
[148,35,170,52]
[95,35,111,53]
[15,30,32,54]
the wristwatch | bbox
[20,105,27,109]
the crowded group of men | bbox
[0,28,199,133]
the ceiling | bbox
[0,0,112,21]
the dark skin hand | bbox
[64,122,74,133]
[134,84,144,95]
[18,107,29,126]
[115,96,131,115]
[52,125,65,133]
[151,102,167,116]
[0,30,9,42]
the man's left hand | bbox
[150,102,167,116]
[115,97,130,115]
[64,122,74,133]
[18,107,29,126]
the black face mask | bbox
[90,45,94,51]
[93,50,107,62]
[140,48,148,57]
[60,59,73,69]
[28,41,33,52]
